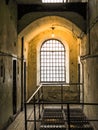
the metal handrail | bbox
[27,84,42,103]
[24,83,98,130]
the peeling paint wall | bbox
[0,1,21,130]
[81,0,98,129]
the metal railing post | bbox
[67,103,70,130]
[33,96,36,130]
[41,85,44,110]
[38,90,41,119]
[61,84,63,110]
[24,102,27,130]
[24,61,27,130]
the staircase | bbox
[40,108,66,130]
[40,108,94,130]
[64,108,94,130]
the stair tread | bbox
[40,124,66,128]
[40,108,94,130]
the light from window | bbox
[42,0,67,3]
[40,39,65,83]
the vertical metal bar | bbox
[24,102,27,130]
[38,90,41,119]
[87,0,91,55]
[81,62,84,110]
[33,96,36,130]
[78,63,80,102]
[21,37,24,111]
[41,85,44,110]
[24,62,27,130]
[61,84,63,110]
[67,103,70,130]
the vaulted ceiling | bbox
[17,0,87,44]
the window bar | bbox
[40,39,65,83]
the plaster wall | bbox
[0,1,21,129]
[81,0,98,129]
[27,29,80,102]
[83,58,98,129]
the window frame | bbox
[40,39,66,84]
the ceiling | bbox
[16,0,42,4]
[17,0,86,42]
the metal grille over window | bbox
[40,39,65,83]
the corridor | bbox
[0,0,98,130]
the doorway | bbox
[13,59,17,115]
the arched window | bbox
[40,39,66,83]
